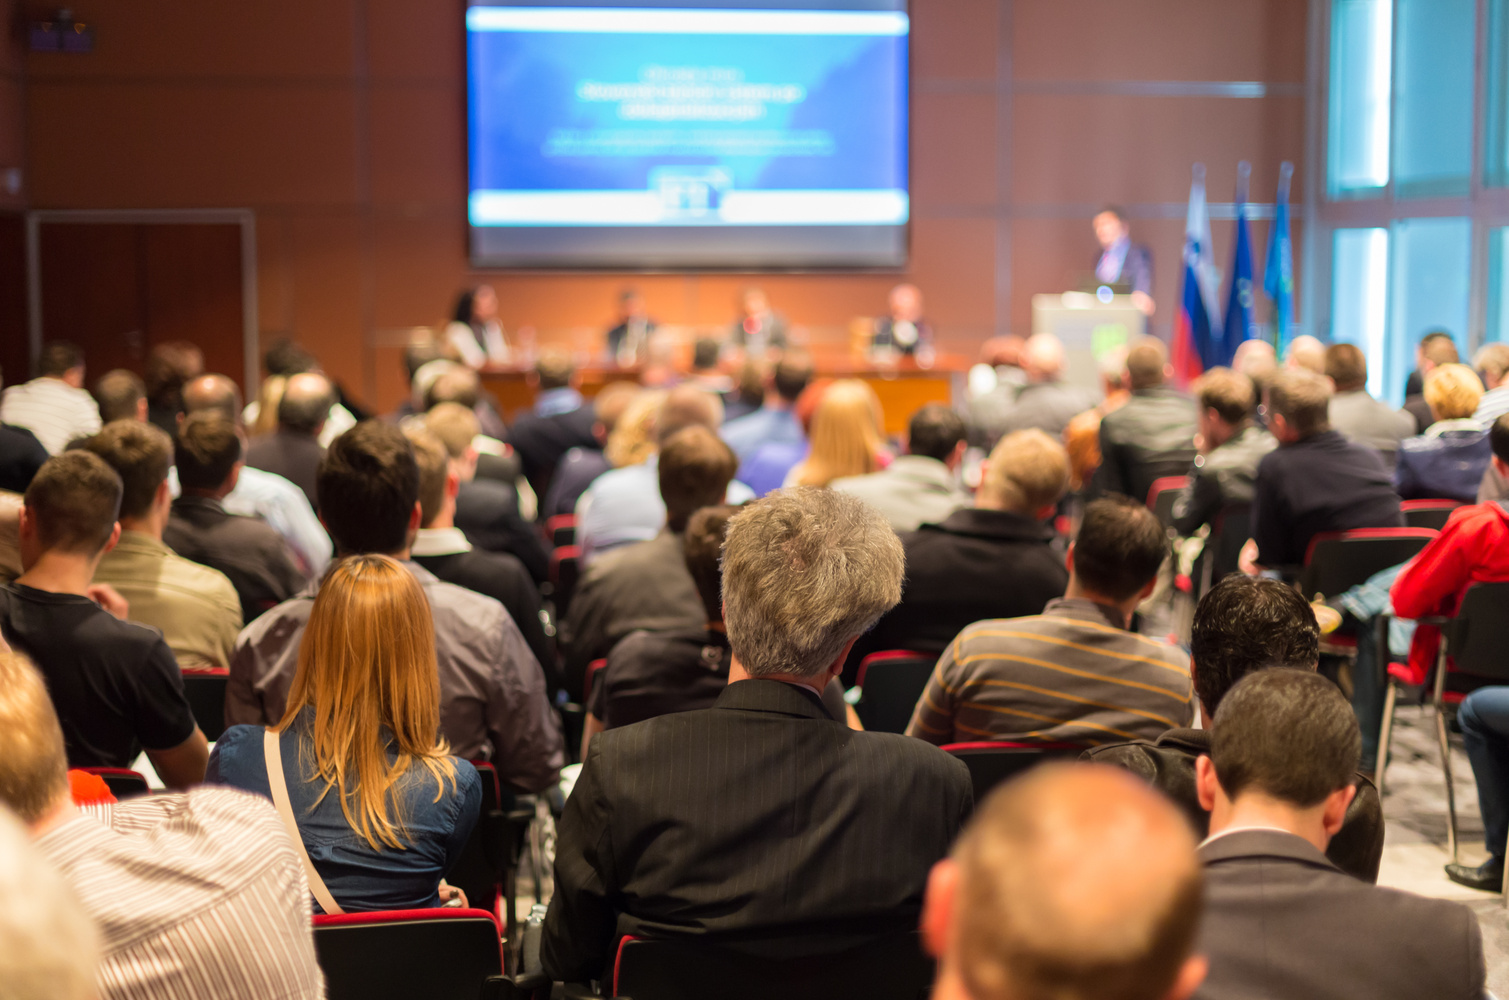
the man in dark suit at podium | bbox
[1093,206,1155,316]
[871,283,933,358]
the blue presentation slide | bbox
[466,6,909,229]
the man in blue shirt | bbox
[718,352,814,462]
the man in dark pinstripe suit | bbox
[544,488,974,984]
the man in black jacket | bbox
[543,489,973,984]
[505,353,598,502]
[1084,575,1384,882]
[1094,336,1197,505]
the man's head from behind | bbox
[405,426,456,529]
[1491,414,1509,477]
[533,351,576,391]
[77,420,173,523]
[181,374,244,421]
[1190,575,1319,719]
[979,430,1070,517]
[1418,330,1459,374]
[907,404,967,466]
[923,764,1205,1000]
[1324,343,1369,393]
[1264,368,1332,443]
[317,421,420,557]
[37,342,84,385]
[684,504,737,624]
[278,372,335,437]
[1191,368,1253,448]
[658,426,738,532]
[1022,334,1066,383]
[93,369,147,423]
[1283,335,1326,375]
[655,385,724,447]
[1070,496,1167,609]
[144,341,205,413]
[1126,337,1169,391]
[772,352,816,404]
[1197,670,1360,843]
[19,452,121,564]
[175,411,244,495]
[1475,343,1509,391]
[722,488,904,681]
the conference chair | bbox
[312,908,504,1000]
[942,741,1084,802]
[1197,503,1251,598]
[180,666,229,742]
[853,651,936,734]
[546,514,577,548]
[1297,528,1438,602]
[567,929,934,1000]
[446,762,535,947]
[1146,476,1189,529]
[1401,499,1463,532]
[1375,582,1509,873]
[78,766,150,799]
[582,658,608,708]
[550,545,582,619]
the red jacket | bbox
[1390,502,1509,680]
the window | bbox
[1387,218,1471,402]
[1488,0,1509,187]
[1328,0,1391,197]
[1331,229,1390,398]
[1393,0,1476,197]
[1490,228,1509,342]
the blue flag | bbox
[1263,162,1295,353]
[1220,165,1260,368]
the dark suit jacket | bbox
[0,423,47,494]
[1097,241,1154,296]
[506,406,598,501]
[162,496,308,625]
[1082,728,1384,882]
[542,679,973,983]
[843,508,1068,684]
[244,430,325,510]
[1093,387,1198,505]
[454,478,550,583]
[1403,393,1434,435]
[1194,829,1484,1000]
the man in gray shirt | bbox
[981,333,1096,444]
[227,421,563,793]
[1325,344,1413,461]
[832,404,969,532]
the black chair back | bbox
[181,668,228,742]
[1203,503,1252,590]
[1402,500,1462,532]
[80,767,150,799]
[313,910,503,1000]
[854,652,935,734]
[613,930,934,1000]
[445,763,511,917]
[1445,583,1509,681]
[551,546,582,619]
[1297,529,1437,600]
[943,742,1083,801]
[1146,476,1188,528]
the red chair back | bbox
[545,514,577,548]
[78,766,150,799]
[583,658,608,706]
[1298,528,1437,600]
[942,741,1083,802]
[1401,499,1462,532]
[1146,476,1189,528]
[180,666,229,741]
[312,908,503,1000]
[854,651,936,734]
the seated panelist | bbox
[871,283,934,359]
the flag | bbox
[1219,162,1262,368]
[1170,165,1221,384]
[1263,161,1295,353]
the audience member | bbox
[406,427,556,687]
[0,491,18,580]
[429,402,550,582]
[1325,343,1414,459]
[921,765,1207,1000]
[1093,337,1197,504]
[1086,576,1385,882]
[563,425,738,698]
[143,341,204,437]
[1245,368,1402,573]
[965,335,1028,446]
[163,411,306,624]
[506,352,598,500]
[0,342,102,455]
[1394,362,1491,503]
[80,419,241,663]
[0,452,208,785]
[0,404,47,495]
[544,489,972,983]
[721,358,766,423]
[832,403,968,532]
[1283,334,1326,375]
[577,385,751,560]
[1474,342,1509,428]
[1171,367,1275,541]
[93,368,148,424]
[386,339,445,424]
[210,555,481,912]
[245,371,333,508]
[1402,330,1459,433]
[719,352,814,460]
[182,374,332,577]
[910,496,1190,745]
[0,803,99,1000]
[1063,346,1131,491]
[228,421,563,791]
[684,337,733,394]
[542,381,640,519]
[1449,685,1509,891]
[421,361,508,441]
[82,421,243,668]
[985,333,1096,440]
[845,429,1069,681]
[1231,338,1278,412]
[1192,669,1483,999]
[785,379,889,488]
[0,648,325,999]
[242,339,362,446]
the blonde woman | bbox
[1395,362,1492,503]
[207,555,481,912]
[786,379,890,488]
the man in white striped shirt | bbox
[0,343,102,455]
[0,646,325,1000]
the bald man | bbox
[987,333,1096,441]
[1284,335,1326,375]
[922,764,1206,1000]
[244,372,334,509]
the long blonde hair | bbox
[793,379,887,487]
[276,555,457,851]
[251,375,286,437]
[604,390,665,468]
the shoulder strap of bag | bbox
[263,727,344,916]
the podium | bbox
[1031,293,1147,396]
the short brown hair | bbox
[1423,363,1484,421]
[405,427,450,527]
[1211,669,1360,807]
[982,430,1070,514]
[317,422,419,556]
[534,351,575,391]
[1073,496,1168,601]
[591,381,640,432]
[655,385,723,446]
[23,452,121,555]
[1126,337,1168,391]
[684,505,737,623]
[0,651,69,824]
[1421,331,1460,367]
[424,365,481,411]
[1475,343,1509,384]
[951,764,1202,1000]
[1324,343,1368,392]
[1192,367,1254,426]
[658,426,738,532]
[424,402,480,460]
[77,420,172,520]
[93,369,145,423]
[175,411,243,492]
[1265,368,1332,438]
[144,341,204,410]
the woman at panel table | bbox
[445,284,511,368]
[208,554,481,912]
